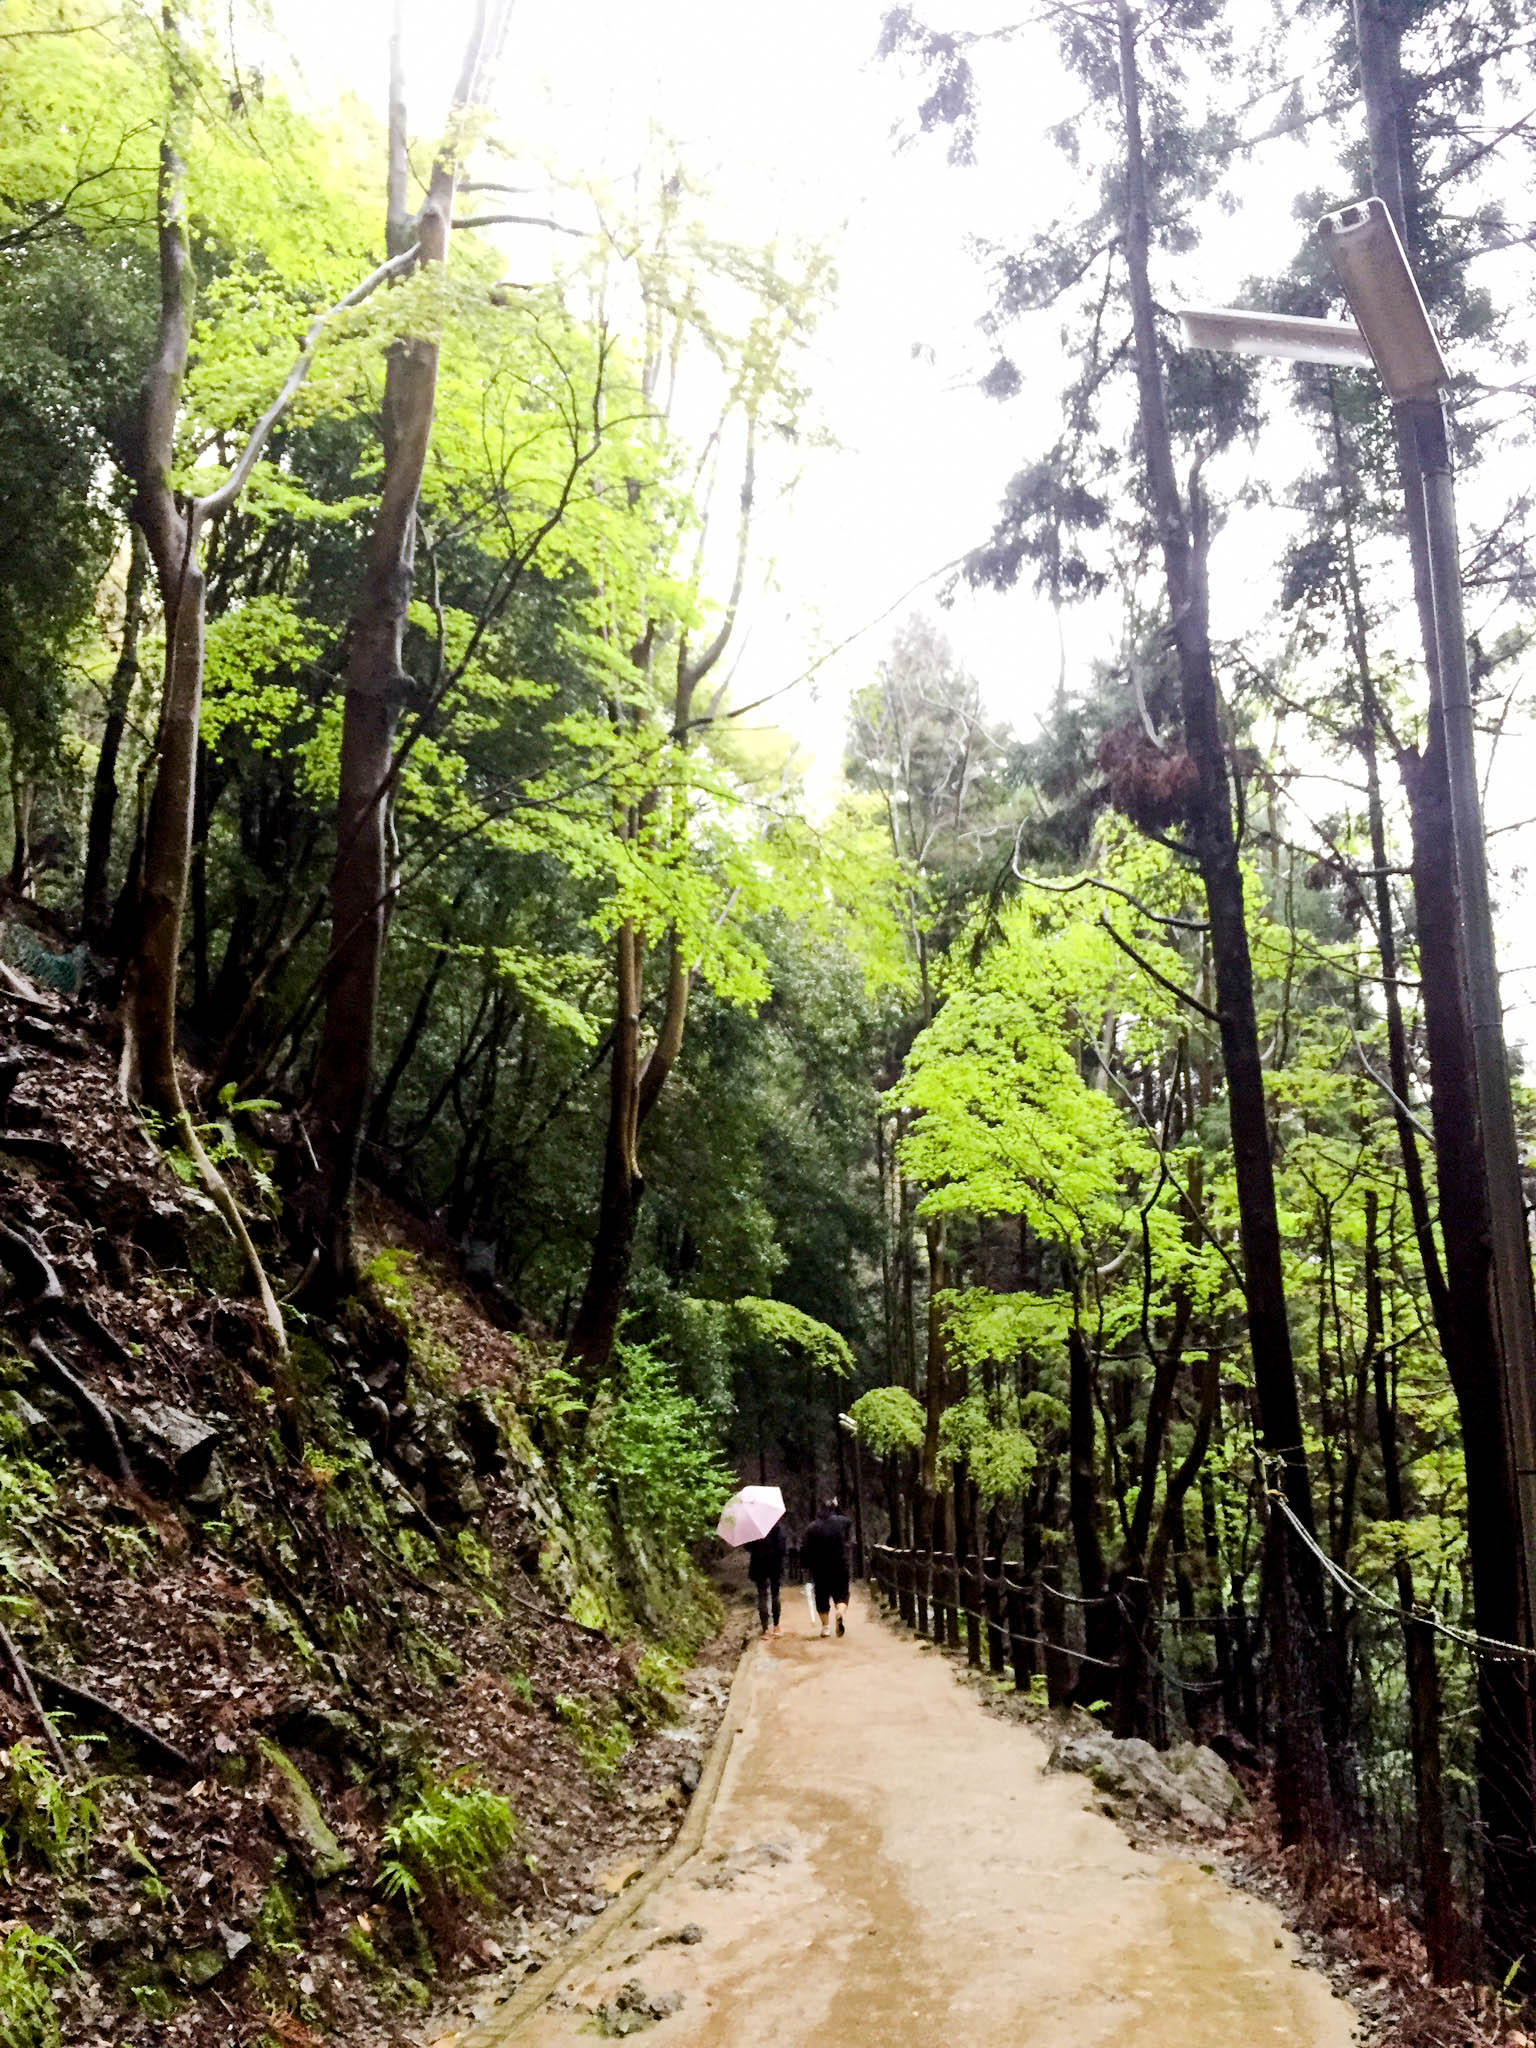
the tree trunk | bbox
[304,0,506,1292]
[1403,741,1534,1970]
[1067,1319,1115,1704]
[566,922,645,1378]
[84,527,149,942]
[565,427,755,1381]
[1363,1188,1459,1977]
[1115,0,1333,1845]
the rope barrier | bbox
[1267,1489,1536,1667]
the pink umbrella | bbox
[716,1485,785,1547]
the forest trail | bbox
[454,1591,1358,2047]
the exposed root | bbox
[27,1662,201,1778]
[0,1218,137,1485]
[0,1617,71,1773]
[30,1336,135,1485]
[167,1105,290,1367]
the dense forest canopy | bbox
[11,0,1536,2022]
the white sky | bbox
[270,0,1536,1025]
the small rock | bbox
[658,1924,704,1946]
[184,1454,230,1510]
[595,1980,686,2035]
[123,1400,221,1488]
[217,1922,251,1962]
[676,1757,701,1795]
[83,1915,136,1958]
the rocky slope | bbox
[0,978,745,2048]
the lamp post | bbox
[838,1412,866,1579]
[1179,196,1536,1655]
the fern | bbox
[0,1742,99,1878]
[377,1768,515,1912]
[0,1926,75,2048]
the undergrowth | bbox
[0,1741,98,1877]
[556,1693,632,1779]
[0,1925,76,2048]
[377,1767,517,1912]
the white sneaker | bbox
[819,1625,830,1637]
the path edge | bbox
[441,1630,760,2046]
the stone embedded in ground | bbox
[1046,1726,1225,1829]
[658,1923,704,1946]
[592,1979,687,2036]
[257,1737,352,1881]
[122,1400,221,1487]
[1166,1741,1249,1820]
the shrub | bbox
[0,1926,75,2048]
[377,1768,516,1912]
[847,1386,925,1458]
[586,1345,733,1546]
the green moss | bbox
[252,1878,301,1959]
[555,1694,632,1781]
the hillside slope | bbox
[0,981,745,2048]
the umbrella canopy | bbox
[716,1485,785,1547]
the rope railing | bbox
[867,1542,1125,1697]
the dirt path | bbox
[457,1590,1358,2047]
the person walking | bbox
[802,1498,853,1638]
[747,1518,787,1637]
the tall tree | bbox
[300,0,513,1293]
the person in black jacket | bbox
[746,1519,787,1636]
[801,1498,853,1637]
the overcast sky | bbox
[269,0,1536,1021]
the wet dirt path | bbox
[480,1591,1357,2047]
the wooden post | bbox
[1043,1559,1073,1708]
[849,1428,867,1579]
[964,1550,982,1668]
[1006,1572,1029,1693]
[986,1551,1007,1676]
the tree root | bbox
[0,1218,136,1485]
[0,1618,71,1773]
[30,1336,134,1485]
[26,1663,201,1777]
[167,1105,290,1368]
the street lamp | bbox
[837,1411,867,1580]
[1179,195,1536,1653]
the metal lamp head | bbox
[1317,196,1449,403]
[1177,306,1373,370]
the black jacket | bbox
[801,1512,851,1583]
[746,1523,786,1584]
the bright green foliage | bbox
[0,1925,76,2048]
[897,897,1164,1248]
[936,1395,1037,1503]
[0,1743,98,1879]
[583,1347,735,1546]
[848,1387,926,1457]
[726,1299,854,1377]
[377,1769,516,1912]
